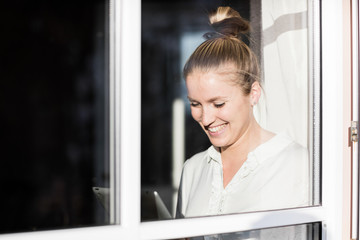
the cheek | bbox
[223,103,250,121]
[190,108,202,122]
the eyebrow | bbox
[187,96,227,102]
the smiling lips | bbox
[207,123,227,134]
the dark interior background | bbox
[0,0,109,233]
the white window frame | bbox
[0,0,346,239]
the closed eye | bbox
[190,101,200,107]
[214,103,225,108]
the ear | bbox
[250,81,261,106]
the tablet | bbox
[92,187,110,214]
[141,190,172,220]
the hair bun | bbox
[208,6,250,38]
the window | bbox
[172,223,322,240]
[0,0,349,239]
[141,0,318,220]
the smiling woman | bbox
[176,6,309,219]
[186,67,266,155]
[185,67,272,188]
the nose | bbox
[200,106,216,127]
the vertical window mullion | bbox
[109,0,118,225]
[118,0,142,232]
[321,0,346,239]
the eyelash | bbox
[214,103,225,108]
[190,102,199,107]
[189,102,225,108]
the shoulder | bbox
[272,133,307,156]
[264,133,309,176]
[182,147,211,172]
[254,132,309,174]
[254,132,307,162]
[279,134,308,159]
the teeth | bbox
[208,124,226,133]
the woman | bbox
[176,6,309,219]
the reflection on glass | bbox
[172,222,321,240]
[0,0,110,233]
[141,0,315,221]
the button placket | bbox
[218,191,227,213]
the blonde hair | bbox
[183,6,260,95]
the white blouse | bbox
[176,132,310,218]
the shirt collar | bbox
[207,145,221,163]
[206,132,293,165]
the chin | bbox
[209,139,228,149]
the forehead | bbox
[186,67,243,100]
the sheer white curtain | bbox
[257,0,308,148]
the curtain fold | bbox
[258,0,308,147]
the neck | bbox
[220,120,264,164]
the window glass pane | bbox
[0,0,111,233]
[141,0,318,221]
[171,223,321,240]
